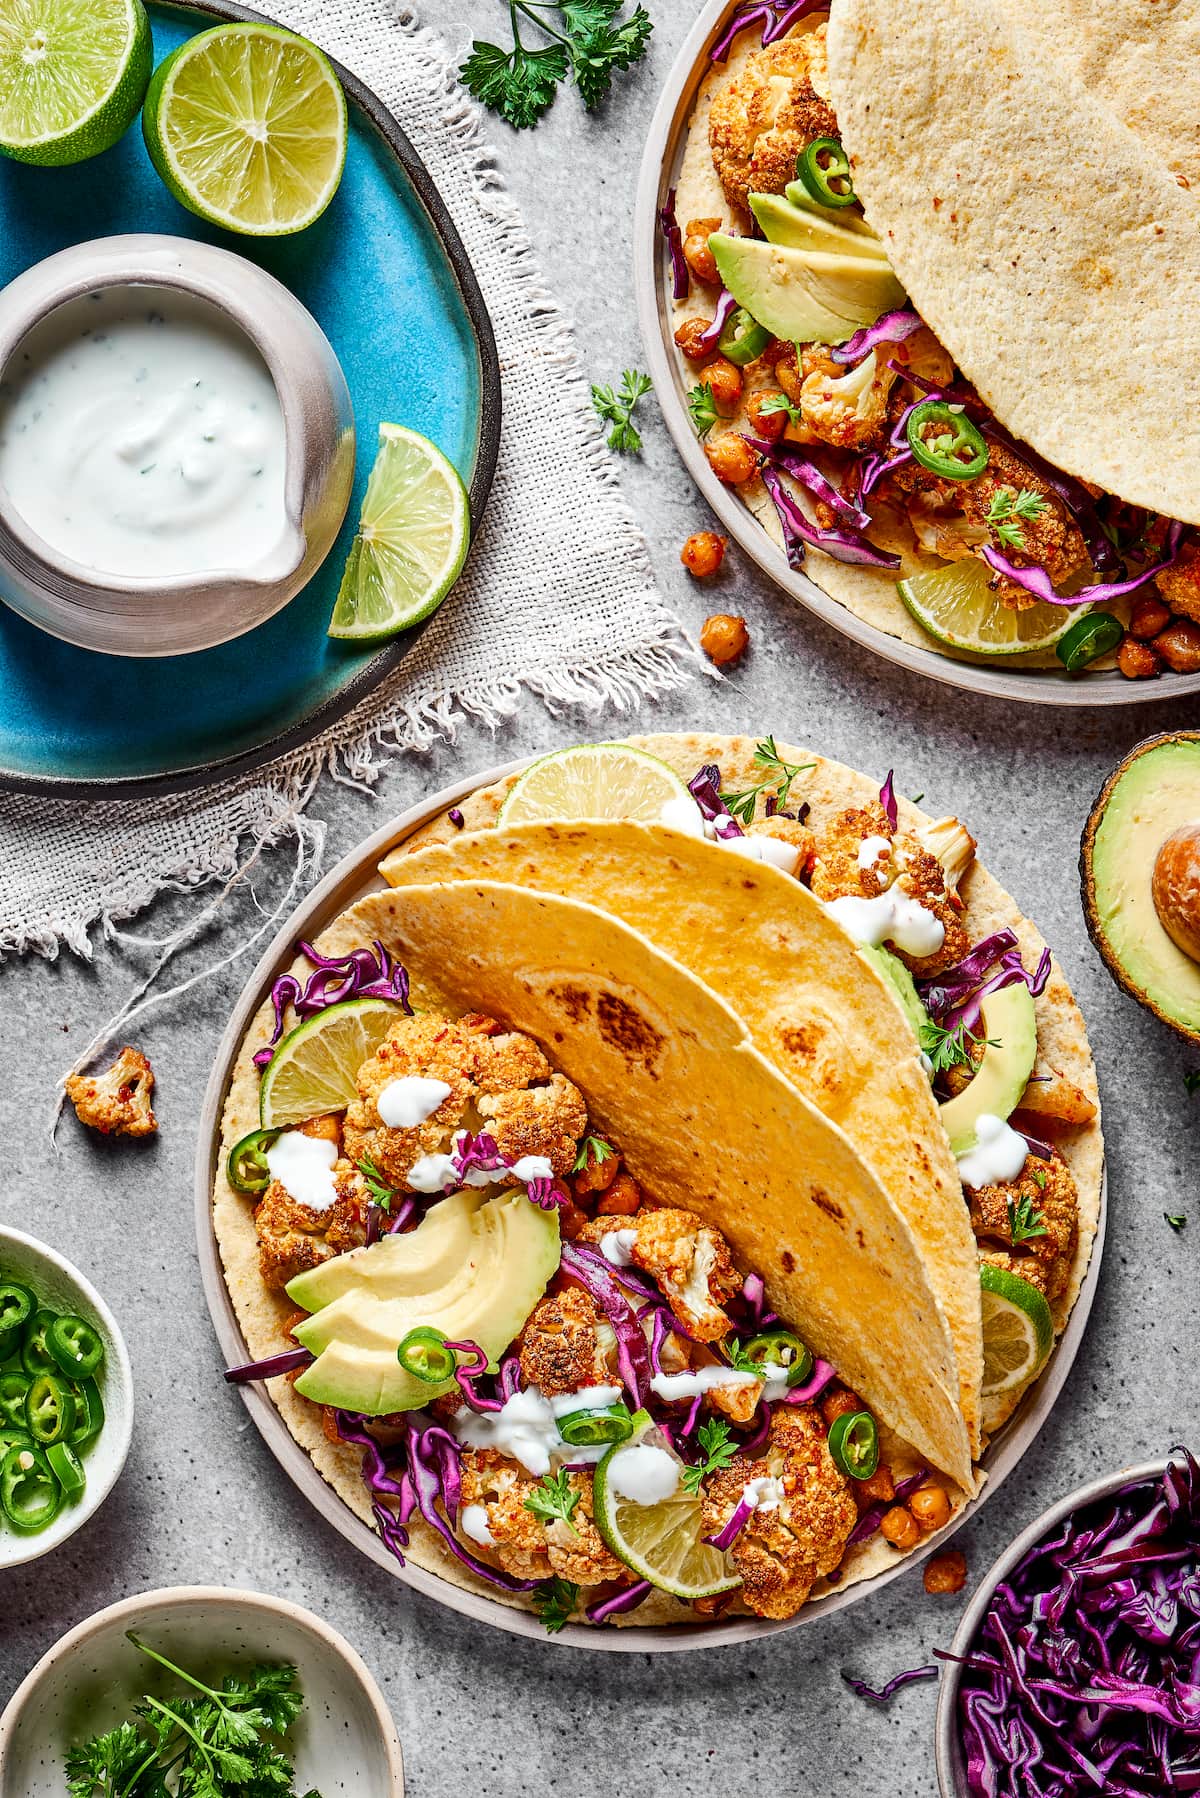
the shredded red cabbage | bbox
[696,289,737,355]
[831,308,924,365]
[954,1449,1200,1797]
[443,1340,505,1415]
[849,1466,929,1545]
[761,464,901,571]
[687,763,743,833]
[858,444,914,499]
[447,807,465,828]
[659,186,689,301]
[842,1665,937,1703]
[498,1354,522,1401]
[879,770,898,830]
[920,930,1052,1032]
[452,1130,508,1180]
[526,1176,569,1211]
[705,1493,756,1550]
[746,437,872,533]
[405,1423,542,1593]
[1020,1131,1055,1162]
[560,1243,652,1406]
[781,1357,837,1405]
[224,1347,313,1383]
[335,1411,414,1514]
[586,1580,653,1623]
[254,940,412,1067]
[981,521,1184,610]
[710,0,824,60]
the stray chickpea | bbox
[699,355,744,410]
[880,1505,922,1552]
[745,389,789,443]
[821,1387,865,1429]
[853,1462,895,1507]
[923,1549,968,1595]
[574,1152,621,1197]
[704,434,758,486]
[910,1480,953,1533]
[1117,636,1161,680]
[693,1589,737,1617]
[674,317,716,364]
[1128,593,1172,640]
[681,531,727,578]
[683,218,721,285]
[1153,619,1200,674]
[699,612,749,665]
[597,1171,643,1216]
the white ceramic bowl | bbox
[0,1225,133,1568]
[0,1586,405,1797]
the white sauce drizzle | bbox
[956,1114,1030,1190]
[659,795,707,837]
[451,1384,623,1477]
[460,1503,496,1546]
[857,834,892,871]
[599,1228,638,1268]
[265,1132,338,1211]
[718,833,805,876]
[405,1151,460,1194]
[650,1366,759,1402]
[510,1155,555,1184]
[825,890,946,958]
[376,1076,452,1129]
[742,1475,785,1513]
[605,1443,681,1505]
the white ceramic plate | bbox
[633,0,1200,708]
[0,1225,134,1568]
[0,1585,404,1796]
[193,754,1107,1651]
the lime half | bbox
[259,997,401,1129]
[143,23,346,236]
[899,558,1083,658]
[0,0,151,166]
[499,743,692,828]
[328,425,470,643]
[979,1263,1054,1399]
[592,1418,741,1601]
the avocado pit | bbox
[1152,822,1200,964]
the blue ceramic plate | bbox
[0,0,500,796]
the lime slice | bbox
[142,23,347,236]
[979,1263,1054,1398]
[328,425,470,643]
[499,743,692,828]
[592,1417,741,1601]
[259,997,401,1129]
[898,558,1083,658]
[0,0,151,166]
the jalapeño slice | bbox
[558,1402,634,1448]
[905,400,988,481]
[1,1443,62,1532]
[828,1409,880,1480]
[795,135,856,208]
[397,1327,458,1385]
[227,1128,280,1194]
[47,1314,104,1382]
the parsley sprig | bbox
[681,1417,739,1495]
[571,1134,615,1173]
[918,1019,998,1077]
[984,486,1049,551]
[356,1154,398,1209]
[592,370,653,453]
[687,382,720,437]
[1166,1213,1187,1233]
[1007,1192,1048,1245]
[720,736,815,825]
[533,1575,580,1633]
[461,2,653,130]
[65,1634,320,1798]
[524,1468,581,1533]
[758,392,803,425]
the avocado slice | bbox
[938,984,1038,1155]
[783,181,881,239]
[750,192,889,262]
[708,234,906,347]
[288,1188,561,1414]
[1082,732,1200,1041]
[861,944,931,1043]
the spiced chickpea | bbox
[1128,593,1172,640]
[573,1151,620,1197]
[821,1387,864,1429]
[681,531,727,578]
[683,218,722,285]
[852,1462,895,1508]
[704,434,758,486]
[699,355,744,410]
[1153,619,1200,674]
[923,1549,968,1595]
[1117,636,1161,680]
[880,1505,921,1552]
[745,389,789,444]
[674,317,716,364]
[699,612,749,664]
[596,1171,643,1216]
[909,1480,953,1533]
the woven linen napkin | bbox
[0,0,699,958]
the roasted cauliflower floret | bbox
[1155,534,1200,622]
[343,1012,587,1189]
[578,1207,741,1342]
[254,1158,368,1290]
[458,1450,625,1586]
[517,1284,618,1397]
[700,1407,857,1619]
[799,347,898,452]
[969,1153,1079,1305]
[809,800,970,978]
[745,813,816,876]
[65,1046,157,1138]
[708,27,837,213]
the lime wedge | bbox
[328,425,471,643]
[898,558,1083,658]
[259,997,401,1129]
[979,1263,1054,1398]
[499,743,692,828]
[0,0,151,166]
[142,23,346,236]
[592,1416,741,1601]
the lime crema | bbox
[0,285,288,579]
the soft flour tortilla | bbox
[404,733,1104,1435]
[827,0,1200,524]
[380,820,984,1456]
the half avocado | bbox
[1081,731,1200,1042]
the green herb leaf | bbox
[571,1134,615,1173]
[1007,1192,1049,1245]
[984,486,1049,551]
[1032,1168,1048,1190]
[681,1417,739,1495]
[356,1154,398,1209]
[687,382,720,437]
[758,392,802,425]
[460,3,651,129]
[591,369,653,453]
[460,36,567,130]
[533,1575,580,1633]
[721,735,815,824]
[524,1468,581,1534]
[919,1019,997,1076]
[1166,1213,1187,1232]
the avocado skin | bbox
[1080,730,1200,1045]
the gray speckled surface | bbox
[1,5,1198,1793]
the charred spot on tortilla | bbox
[780,1249,795,1272]
[595,991,666,1069]
[811,1189,846,1224]
[549,982,593,1025]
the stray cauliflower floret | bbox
[913,816,976,892]
[809,801,970,978]
[700,1407,856,1619]
[254,1159,368,1290]
[969,1153,1079,1305]
[518,1284,618,1397]
[458,1449,625,1586]
[799,348,898,452]
[1155,535,1200,622]
[343,1012,587,1189]
[578,1207,741,1341]
[65,1046,157,1138]
[708,28,838,213]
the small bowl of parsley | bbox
[0,1586,405,1797]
